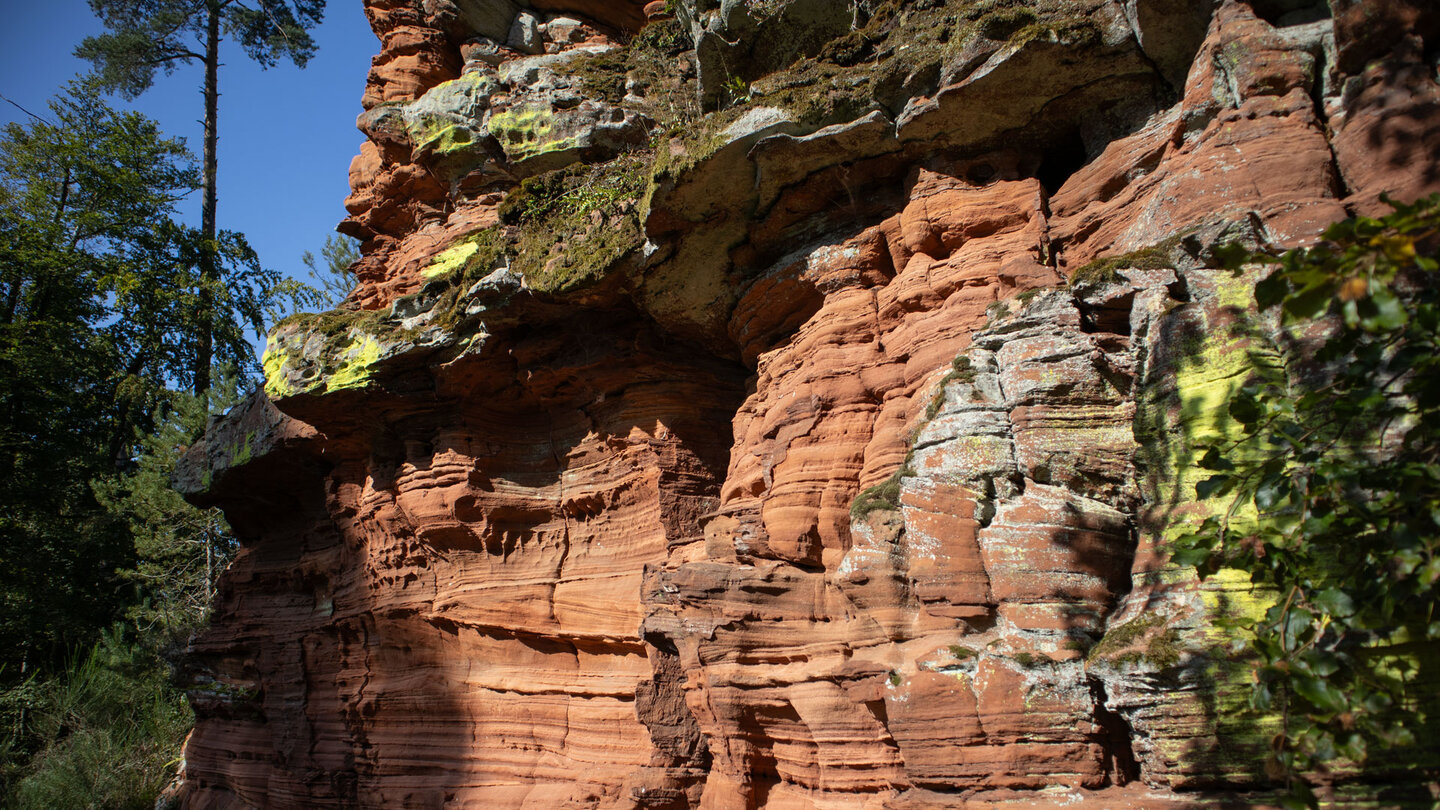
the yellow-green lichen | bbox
[488,104,580,162]
[325,335,383,392]
[262,337,298,399]
[1129,264,1288,779]
[417,122,477,156]
[426,239,482,279]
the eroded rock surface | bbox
[174,0,1440,806]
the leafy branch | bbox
[1173,194,1440,807]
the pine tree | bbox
[77,0,327,394]
[301,233,359,306]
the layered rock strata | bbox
[174,0,1440,807]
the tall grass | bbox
[0,628,191,809]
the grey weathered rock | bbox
[507,10,544,55]
[1122,0,1219,89]
[425,0,521,42]
[543,15,587,44]
[683,0,854,109]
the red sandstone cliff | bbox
[171,0,1440,806]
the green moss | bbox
[1144,628,1182,668]
[1089,613,1184,668]
[948,644,977,659]
[888,671,903,686]
[1071,236,1183,285]
[553,18,698,132]
[507,153,651,292]
[975,5,1039,39]
[1012,651,1050,668]
[926,355,977,419]
[1015,286,1049,306]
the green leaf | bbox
[1198,446,1235,471]
[1293,675,1348,714]
[1283,285,1332,321]
[1212,241,1252,272]
[1196,474,1232,500]
[1254,476,1290,510]
[1311,588,1355,617]
[1282,609,1314,651]
[1255,270,1289,309]
[1337,733,1368,763]
[1362,286,1408,331]
[1170,547,1214,569]
[1229,392,1264,425]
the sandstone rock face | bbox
[174,0,1440,807]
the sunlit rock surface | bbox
[173,0,1440,806]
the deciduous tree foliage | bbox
[1,81,198,674]
[0,78,302,664]
[0,80,304,807]
[1177,195,1440,807]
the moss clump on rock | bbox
[1088,613,1184,668]
[850,471,906,519]
[506,153,651,292]
[1070,236,1183,285]
[555,17,698,131]
[1011,651,1051,668]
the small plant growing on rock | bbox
[850,473,905,519]
[926,355,977,419]
[1069,236,1181,286]
[723,75,753,107]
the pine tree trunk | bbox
[194,1,221,396]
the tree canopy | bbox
[76,0,325,99]
[0,78,315,806]
[0,79,302,677]
[77,0,327,394]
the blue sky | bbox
[0,0,379,302]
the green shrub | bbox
[2,630,190,809]
[1178,194,1440,807]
